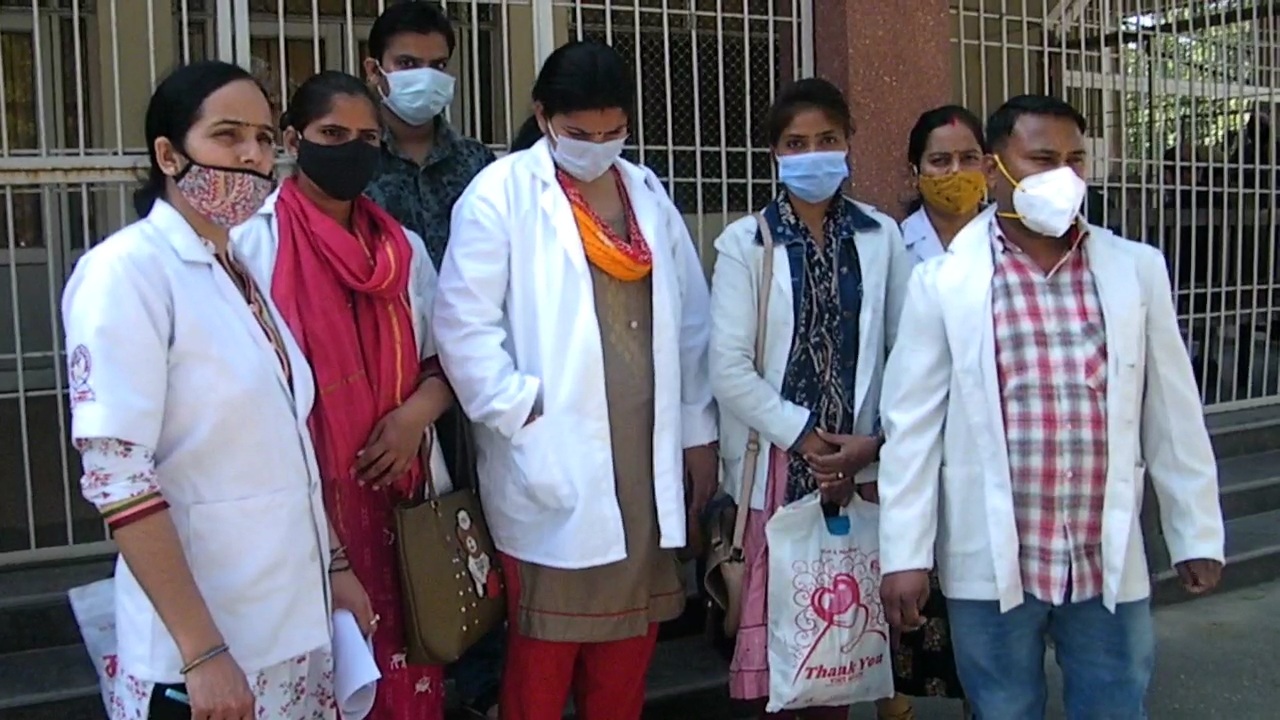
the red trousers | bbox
[498,555,659,720]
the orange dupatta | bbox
[556,167,653,282]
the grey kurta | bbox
[509,225,685,643]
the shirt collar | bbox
[381,116,459,169]
[990,215,1091,277]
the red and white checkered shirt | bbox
[991,220,1109,605]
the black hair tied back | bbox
[134,60,264,218]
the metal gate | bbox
[952,0,1280,411]
[0,0,811,563]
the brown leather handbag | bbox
[703,212,774,638]
[394,427,505,665]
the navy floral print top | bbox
[758,191,879,502]
[365,119,496,269]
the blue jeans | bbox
[946,594,1155,720]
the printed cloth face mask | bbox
[381,67,456,126]
[917,169,987,216]
[174,160,275,229]
[994,155,1086,238]
[777,151,849,203]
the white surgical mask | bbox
[549,127,625,182]
[380,66,456,126]
[996,156,1087,238]
[777,151,849,204]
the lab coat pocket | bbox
[509,415,579,511]
[186,487,324,668]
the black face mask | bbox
[296,137,380,201]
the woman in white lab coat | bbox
[231,71,451,720]
[431,41,718,720]
[876,104,989,720]
[707,77,913,720]
[63,61,370,720]
[899,105,988,264]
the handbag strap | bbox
[417,426,440,503]
[731,213,775,558]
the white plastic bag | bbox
[67,577,118,712]
[765,494,893,711]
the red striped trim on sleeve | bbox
[101,491,170,531]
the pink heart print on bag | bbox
[797,572,884,680]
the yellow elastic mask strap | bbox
[992,154,1023,221]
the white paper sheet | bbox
[333,610,380,720]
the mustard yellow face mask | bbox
[916,169,987,217]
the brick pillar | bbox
[815,0,955,220]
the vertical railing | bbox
[551,0,811,255]
[951,0,1279,412]
[0,0,814,564]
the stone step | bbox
[1218,448,1280,521]
[0,644,100,720]
[0,560,112,656]
[1207,405,1280,458]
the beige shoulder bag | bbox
[703,212,775,638]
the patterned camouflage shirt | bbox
[366,119,496,269]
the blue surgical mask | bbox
[380,67,456,126]
[777,151,849,203]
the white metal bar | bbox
[531,0,555,67]
[232,0,252,69]
[4,189,36,551]
[798,0,813,78]
[217,0,235,64]
[659,0,674,195]
[499,0,513,144]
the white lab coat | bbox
[432,138,718,570]
[708,201,914,509]
[878,205,1225,612]
[62,200,331,682]
[899,207,947,265]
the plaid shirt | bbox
[991,220,1109,605]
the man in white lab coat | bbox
[877,94,1225,720]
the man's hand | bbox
[880,569,930,631]
[684,443,719,518]
[1175,558,1223,595]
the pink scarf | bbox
[271,177,422,497]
